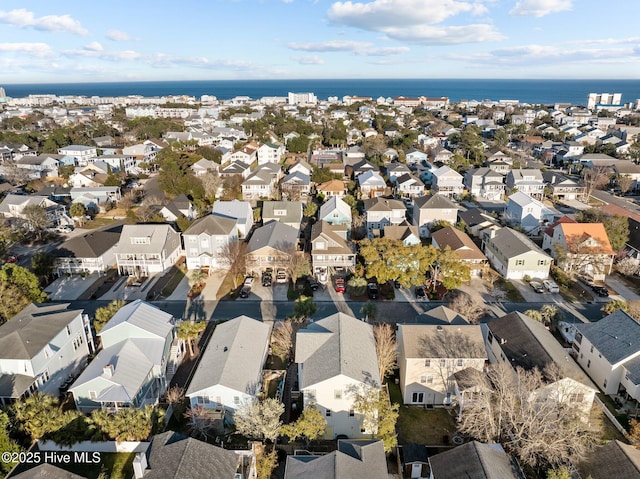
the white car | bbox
[542,279,559,293]
[243,276,255,287]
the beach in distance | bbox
[3,78,640,105]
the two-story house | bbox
[483,227,552,280]
[506,169,545,199]
[504,191,557,235]
[280,171,311,200]
[542,171,586,201]
[431,226,487,276]
[319,196,352,232]
[115,224,182,277]
[412,194,459,238]
[262,200,303,229]
[431,166,464,198]
[316,179,347,199]
[70,300,181,412]
[295,312,381,439]
[246,220,299,274]
[0,303,92,406]
[183,215,238,273]
[387,163,412,184]
[487,312,597,419]
[54,225,121,276]
[363,197,406,238]
[257,142,285,165]
[310,221,355,277]
[395,173,426,198]
[542,222,615,281]
[397,324,487,406]
[573,310,640,405]
[212,199,254,239]
[186,316,270,420]
[357,170,387,198]
[464,167,505,201]
[15,154,61,179]
[242,168,278,201]
[58,145,97,166]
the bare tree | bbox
[617,174,635,195]
[581,165,611,200]
[165,386,185,406]
[284,246,310,285]
[200,171,222,202]
[448,292,486,324]
[457,362,597,469]
[374,323,397,380]
[271,319,295,361]
[184,405,216,440]
[553,244,612,279]
[22,204,51,241]
[220,239,247,289]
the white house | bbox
[183,215,238,273]
[504,191,557,235]
[395,173,426,198]
[115,224,182,276]
[212,200,254,239]
[431,166,464,198]
[357,170,387,198]
[186,316,270,417]
[363,197,406,237]
[574,310,640,404]
[58,145,97,166]
[0,303,92,406]
[506,169,545,199]
[257,142,285,165]
[295,312,381,439]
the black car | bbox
[262,272,272,287]
[394,280,402,289]
[415,286,426,300]
[308,278,319,291]
[367,283,379,300]
[239,285,251,298]
[592,286,609,297]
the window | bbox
[424,359,431,367]
[420,376,427,384]
[538,259,546,266]
[457,359,463,367]
[234,396,240,405]
[66,324,71,335]
[427,376,433,384]
[515,259,525,266]
[587,360,591,368]
[334,389,342,400]
[131,237,150,245]
[569,393,584,403]
[349,409,355,417]
[487,331,494,344]
[412,392,424,403]
[590,345,594,353]
[440,359,446,367]
[41,370,50,384]
[325,409,331,417]
[89,391,97,400]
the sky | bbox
[0,0,639,83]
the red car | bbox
[334,278,345,293]
[5,255,18,263]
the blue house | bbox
[405,148,428,165]
[319,196,352,230]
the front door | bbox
[412,392,424,403]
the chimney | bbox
[132,452,148,479]
[489,228,497,239]
[102,364,114,378]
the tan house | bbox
[310,221,355,277]
[316,179,347,199]
[412,194,459,238]
[397,324,487,406]
[245,220,298,273]
[431,226,487,275]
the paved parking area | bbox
[45,273,101,300]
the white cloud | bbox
[567,37,640,46]
[0,42,53,57]
[0,8,87,35]
[356,46,410,55]
[326,0,500,45]
[327,0,488,29]
[287,40,371,52]
[84,41,103,52]
[509,0,572,18]
[384,23,505,44]
[106,29,134,42]
[292,55,325,64]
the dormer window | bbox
[274,209,286,216]
[131,237,150,245]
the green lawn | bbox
[387,380,459,446]
[498,279,526,302]
[56,452,135,479]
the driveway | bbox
[45,273,101,300]
[604,275,640,302]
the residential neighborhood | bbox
[0,88,640,479]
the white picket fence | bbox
[37,440,149,453]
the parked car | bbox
[317,269,328,284]
[367,283,379,300]
[542,279,559,293]
[5,255,18,263]
[592,285,609,297]
[334,278,345,293]
[394,280,402,289]
[276,268,287,283]
[262,271,272,287]
[529,280,545,293]
[239,285,251,298]
[308,277,319,291]
[415,286,426,300]
[243,276,255,287]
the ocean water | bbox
[2,79,639,106]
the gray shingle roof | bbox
[577,440,640,479]
[284,439,387,479]
[247,220,299,253]
[429,441,522,479]
[11,464,88,479]
[115,224,179,256]
[486,227,550,259]
[186,316,270,397]
[144,430,239,479]
[296,313,381,389]
[414,194,458,210]
[99,299,174,340]
[399,324,486,359]
[183,214,236,236]
[0,303,82,360]
[363,197,405,212]
[54,227,121,259]
[575,309,640,365]
[262,200,303,226]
